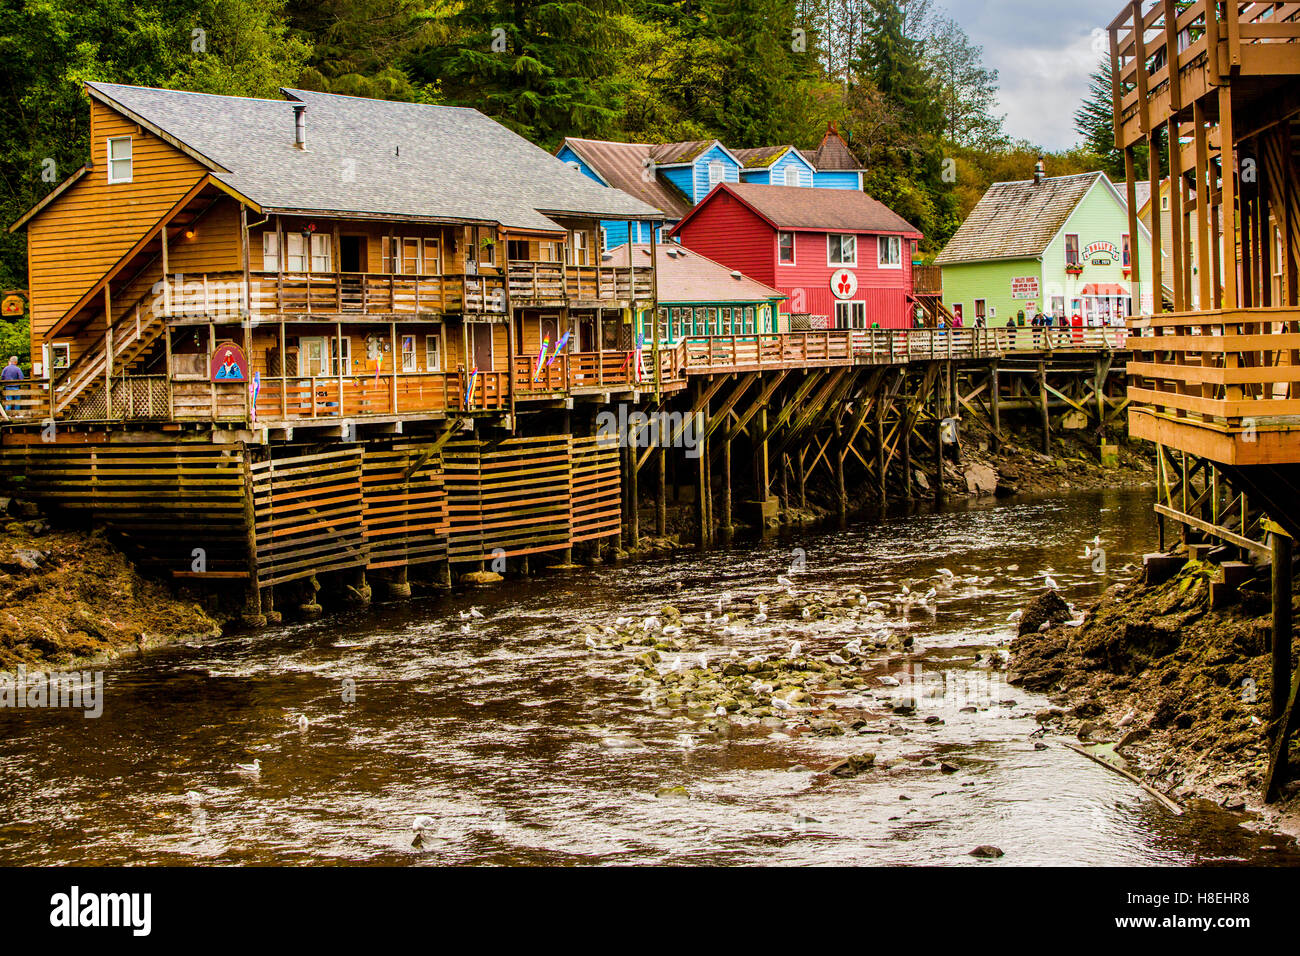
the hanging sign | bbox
[830,269,858,300]
[210,341,249,382]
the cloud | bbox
[947,0,1118,151]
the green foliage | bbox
[0,316,31,369]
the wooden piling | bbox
[1038,362,1051,455]
[989,364,1001,452]
[721,433,733,536]
[1273,530,1293,721]
[656,449,667,537]
[627,434,639,549]
[874,397,887,509]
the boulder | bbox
[964,462,998,496]
[460,570,503,586]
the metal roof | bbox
[604,242,784,303]
[675,182,920,236]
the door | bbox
[339,236,365,312]
[470,324,493,371]
[299,337,327,377]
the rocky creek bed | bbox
[0,497,221,670]
[1009,560,1300,831]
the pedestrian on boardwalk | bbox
[2,356,24,415]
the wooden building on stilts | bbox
[1108,0,1300,799]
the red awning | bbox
[1081,283,1129,296]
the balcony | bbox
[1111,1,1300,149]
[1127,308,1300,464]
[507,261,654,305]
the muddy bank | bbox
[1008,559,1300,828]
[0,497,222,671]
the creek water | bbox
[1,488,1297,866]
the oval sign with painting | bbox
[830,269,858,300]
[210,341,249,382]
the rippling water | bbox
[1,489,1296,866]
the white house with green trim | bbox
[935,170,1159,326]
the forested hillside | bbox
[0,0,1108,293]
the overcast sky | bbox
[946,0,1121,151]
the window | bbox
[310,233,332,273]
[778,232,795,265]
[974,299,987,321]
[330,336,351,376]
[106,136,132,183]
[50,343,71,371]
[1161,195,1169,210]
[285,233,307,273]
[425,333,442,372]
[783,166,799,187]
[1051,295,1065,317]
[508,240,529,261]
[401,238,420,275]
[834,301,866,329]
[1122,233,1131,267]
[878,235,902,269]
[401,335,416,372]
[744,306,755,333]
[540,240,561,263]
[481,238,496,267]
[707,161,724,191]
[1065,234,1080,266]
[570,230,589,266]
[262,232,280,272]
[828,234,856,266]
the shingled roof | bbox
[799,124,863,172]
[82,83,663,234]
[934,172,1109,265]
[674,182,920,236]
[604,242,784,303]
[731,146,797,169]
[559,138,694,219]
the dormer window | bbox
[107,136,132,184]
[783,166,799,187]
[707,161,724,191]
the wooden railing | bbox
[1110,0,1300,148]
[2,327,1130,426]
[1127,308,1300,432]
[507,262,654,302]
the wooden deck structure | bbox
[1110,0,1300,800]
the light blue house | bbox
[556,125,865,250]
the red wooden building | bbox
[668,183,922,330]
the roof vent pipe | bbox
[293,104,306,150]
[1033,158,1045,185]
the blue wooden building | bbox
[557,125,865,250]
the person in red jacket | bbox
[1071,312,1084,345]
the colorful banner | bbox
[534,336,550,382]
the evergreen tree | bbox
[409,0,630,146]
[1074,56,1159,181]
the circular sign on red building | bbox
[830,269,858,300]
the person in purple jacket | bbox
[2,356,24,414]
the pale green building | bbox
[935,170,1159,326]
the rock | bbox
[964,462,998,496]
[1016,590,1072,637]
[968,845,1004,859]
[460,570,503,586]
[655,785,690,799]
[939,761,958,774]
[826,752,876,778]
[7,548,46,572]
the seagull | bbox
[185,790,204,806]
[771,696,792,712]
[670,655,683,672]
[777,575,795,589]
[411,815,436,849]
[1007,610,1023,623]
[296,714,309,732]
[844,638,863,655]
[800,607,811,620]
[460,623,472,634]
[753,608,768,625]
[234,758,261,776]
[1044,575,1060,591]
[923,587,937,601]
[714,705,727,717]
[827,653,849,666]
[585,635,599,648]
[717,592,732,613]
[877,675,901,687]
[789,640,802,658]
[698,653,709,669]
[663,624,682,636]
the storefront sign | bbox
[1082,241,1120,265]
[830,269,858,300]
[1010,276,1039,299]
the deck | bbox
[0,326,1129,430]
